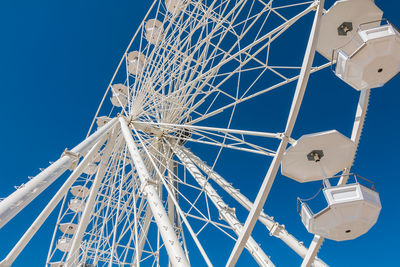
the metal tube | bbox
[0,117,118,229]
[0,134,109,267]
[66,125,119,266]
[301,235,324,267]
[119,117,189,267]
[181,146,327,267]
[226,1,325,265]
[338,89,370,185]
[171,143,274,267]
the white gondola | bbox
[165,0,186,14]
[316,0,400,90]
[316,0,383,60]
[110,93,128,108]
[82,163,98,175]
[56,237,72,252]
[70,185,90,198]
[299,176,381,241]
[127,51,146,75]
[69,198,85,213]
[111,83,128,95]
[59,222,78,235]
[96,116,111,129]
[145,19,164,45]
[281,130,356,183]
[110,83,129,107]
[334,21,400,90]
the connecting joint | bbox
[312,0,320,11]
[218,205,236,220]
[140,179,159,193]
[278,133,296,144]
[126,115,136,128]
[61,149,80,170]
[269,222,284,237]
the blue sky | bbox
[0,0,399,266]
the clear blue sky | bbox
[0,0,399,266]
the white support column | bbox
[167,153,177,228]
[66,125,119,266]
[181,147,327,267]
[301,235,324,267]
[338,89,370,185]
[300,89,372,267]
[0,117,118,229]
[0,134,109,267]
[119,117,189,267]
[226,1,325,265]
[170,142,274,267]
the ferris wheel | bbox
[0,0,399,266]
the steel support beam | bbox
[170,143,274,266]
[133,206,153,265]
[0,134,109,267]
[301,235,324,267]
[66,125,119,266]
[0,117,118,229]
[338,89,370,185]
[119,117,189,267]
[226,1,325,265]
[181,146,327,267]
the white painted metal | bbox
[300,183,381,241]
[335,23,400,90]
[0,136,108,267]
[70,185,90,198]
[300,235,324,267]
[316,0,383,60]
[281,130,356,182]
[181,146,328,267]
[133,206,153,264]
[0,117,118,229]
[132,125,212,267]
[145,19,164,45]
[135,121,283,140]
[127,51,146,75]
[119,117,189,267]
[59,223,79,235]
[49,262,65,267]
[82,163,98,175]
[2,0,390,265]
[226,1,325,265]
[111,83,128,95]
[165,0,186,14]
[339,89,370,185]
[96,116,111,128]
[66,127,119,266]
[170,142,275,267]
[68,198,85,213]
[302,87,371,266]
[57,237,72,253]
[110,93,128,107]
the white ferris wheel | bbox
[0,0,398,266]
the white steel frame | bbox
[0,0,378,266]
